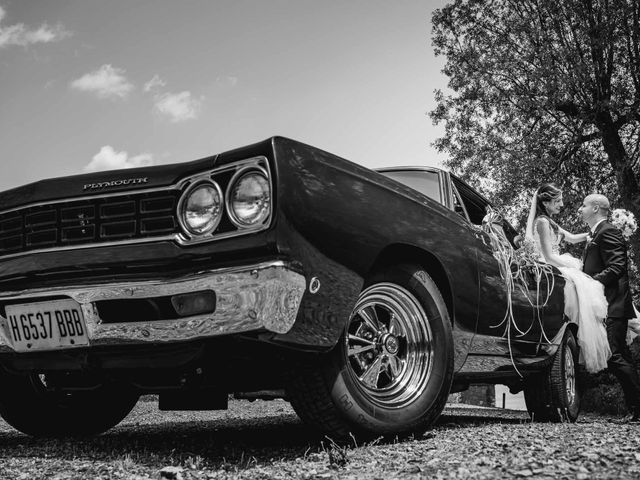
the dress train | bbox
[556,253,611,373]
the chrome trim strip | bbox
[0,260,306,351]
[173,224,265,245]
[375,166,442,174]
[0,156,273,259]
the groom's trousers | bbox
[606,317,640,411]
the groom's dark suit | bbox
[583,220,640,413]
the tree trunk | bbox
[597,112,640,300]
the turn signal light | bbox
[171,291,216,317]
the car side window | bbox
[379,170,441,204]
[451,176,489,226]
[451,182,470,222]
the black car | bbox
[0,137,575,438]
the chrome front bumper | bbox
[0,260,306,352]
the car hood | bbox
[0,156,217,211]
[0,137,281,212]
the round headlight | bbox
[178,181,223,235]
[227,170,271,227]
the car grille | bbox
[0,190,180,256]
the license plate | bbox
[4,299,89,352]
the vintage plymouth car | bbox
[0,137,577,438]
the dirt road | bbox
[0,398,638,479]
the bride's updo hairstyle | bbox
[525,183,562,241]
[536,183,562,218]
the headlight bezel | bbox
[176,179,224,237]
[225,166,272,229]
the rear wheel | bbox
[0,372,139,437]
[287,264,454,438]
[524,329,580,422]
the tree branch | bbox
[556,101,581,117]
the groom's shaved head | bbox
[578,193,610,227]
[585,194,611,214]
[580,193,610,227]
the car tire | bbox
[0,372,139,437]
[524,328,580,422]
[287,264,454,438]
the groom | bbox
[580,194,640,421]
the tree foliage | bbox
[431,0,640,236]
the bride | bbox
[525,183,611,373]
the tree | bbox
[431,0,640,237]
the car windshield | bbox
[380,170,441,204]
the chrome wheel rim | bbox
[564,347,575,404]
[344,282,433,409]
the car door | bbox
[377,167,480,371]
[449,176,565,355]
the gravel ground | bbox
[0,398,638,479]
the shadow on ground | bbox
[0,403,535,469]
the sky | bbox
[0,0,450,192]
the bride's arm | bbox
[536,218,567,267]
[558,227,589,244]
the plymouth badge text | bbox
[83,177,148,191]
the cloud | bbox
[84,146,154,172]
[143,76,204,123]
[154,91,202,122]
[0,5,71,48]
[70,64,134,99]
[143,74,166,93]
[216,75,238,87]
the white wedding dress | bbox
[532,220,611,373]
